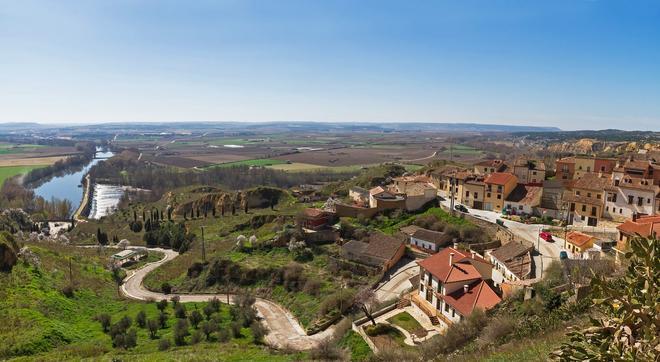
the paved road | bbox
[121,248,334,350]
[439,196,563,279]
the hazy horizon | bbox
[1,1,659,131]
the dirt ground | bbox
[0,155,67,167]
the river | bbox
[32,149,124,219]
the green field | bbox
[0,143,45,155]
[439,144,484,156]
[268,162,423,173]
[0,165,43,185]
[207,158,287,168]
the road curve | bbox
[120,248,335,350]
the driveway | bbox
[120,247,334,350]
[374,259,419,303]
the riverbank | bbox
[72,174,92,222]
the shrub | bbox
[156,299,168,311]
[158,339,170,351]
[61,284,75,298]
[310,338,349,361]
[477,317,515,348]
[364,323,392,337]
[303,278,321,296]
[217,327,230,342]
[161,282,172,294]
[96,313,111,332]
[200,321,217,340]
[158,311,168,328]
[190,330,203,345]
[170,295,180,308]
[189,310,203,328]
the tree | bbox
[173,319,190,346]
[136,310,147,328]
[170,295,181,308]
[250,321,267,344]
[147,318,159,339]
[354,288,377,325]
[175,304,187,319]
[200,320,217,340]
[158,311,168,329]
[189,310,203,329]
[156,299,168,312]
[554,237,659,361]
[111,266,124,297]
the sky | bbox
[0,1,659,130]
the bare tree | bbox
[354,288,377,325]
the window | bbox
[612,193,617,202]
[519,205,523,210]
[474,193,478,199]
[452,309,455,318]
[576,191,581,196]
[487,192,491,198]
[601,166,606,172]
[597,194,601,199]
[444,302,449,312]
[582,205,586,212]
[465,191,470,198]
[628,195,634,204]
[587,166,591,172]
[606,206,609,211]
[620,208,623,214]
[591,207,597,216]
[648,198,651,204]
[637,197,643,206]
[497,186,503,192]
[497,194,502,200]
[532,171,537,175]
[484,168,487,172]
[587,192,591,198]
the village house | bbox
[555,157,576,180]
[615,214,660,263]
[504,184,542,215]
[341,233,406,272]
[400,182,438,211]
[564,231,597,258]
[612,158,660,185]
[408,228,451,253]
[473,159,508,175]
[348,186,369,207]
[110,248,147,267]
[483,172,518,212]
[299,208,336,230]
[537,180,566,219]
[512,158,546,184]
[461,175,486,210]
[603,176,659,222]
[368,186,399,208]
[487,241,534,283]
[564,172,611,226]
[414,247,501,327]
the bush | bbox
[364,323,392,337]
[158,339,170,351]
[61,284,75,298]
[477,317,515,348]
[161,282,172,294]
[156,299,168,311]
[302,278,321,296]
[189,310,203,328]
[96,313,112,332]
[217,327,230,342]
[147,319,159,339]
[190,330,203,345]
[310,338,348,361]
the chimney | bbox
[449,252,454,266]
[463,284,469,293]
[471,251,476,258]
[453,238,459,249]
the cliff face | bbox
[174,187,286,216]
[546,139,658,155]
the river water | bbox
[32,149,124,219]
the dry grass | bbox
[0,156,66,167]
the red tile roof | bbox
[566,231,595,247]
[617,215,660,238]
[417,247,490,283]
[484,172,517,185]
[437,280,502,316]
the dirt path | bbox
[72,174,91,222]
[120,248,335,350]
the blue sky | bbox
[1,1,659,130]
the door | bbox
[473,201,483,210]
[587,217,598,227]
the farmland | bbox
[0,165,44,185]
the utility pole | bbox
[200,226,206,263]
[449,176,456,216]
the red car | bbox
[539,231,553,242]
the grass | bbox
[0,242,303,361]
[124,251,166,270]
[338,330,372,361]
[375,207,472,234]
[387,312,427,337]
[0,165,44,185]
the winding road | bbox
[120,248,335,350]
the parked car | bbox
[539,231,553,242]
[559,251,568,260]
[454,204,468,213]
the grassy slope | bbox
[339,330,372,361]
[0,243,302,361]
